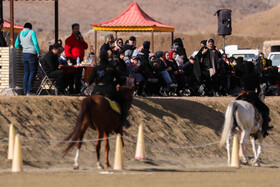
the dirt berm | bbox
[0,96,280,170]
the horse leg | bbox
[96,131,104,169]
[250,136,257,159]
[74,120,89,170]
[226,133,232,166]
[240,131,249,164]
[252,132,263,167]
[104,132,111,169]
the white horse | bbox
[220,100,263,166]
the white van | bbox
[190,45,261,61]
[224,45,260,61]
[268,52,280,72]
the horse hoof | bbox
[251,159,260,167]
[240,160,249,165]
[106,164,111,169]
[73,164,79,170]
[97,162,104,169]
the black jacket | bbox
[41,51,59,74]
[0,31,7,47]
[197,47,221,72]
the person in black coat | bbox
[0,20,7,47]
[236,61,272,138]
[41,43,68,95]
[196,38,221,95]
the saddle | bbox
[104,97,121,114]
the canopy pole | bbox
[115,31,117,39]
[151,30,154,53]
[10,0,14,47]
[55,0,58,43]
[94,30,97,64]
[0,0,3,22]
[171,32,174,49]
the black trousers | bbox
[70,59,83,93]
[48,70,66,91]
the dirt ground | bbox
[0,96,280,186]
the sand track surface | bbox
[0,96,280,187]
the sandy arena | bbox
[0,96,280,187]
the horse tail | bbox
[62,97,93,157]
[220,100,238,146]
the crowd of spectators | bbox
[9,21,280,96]
[97,35,280,97]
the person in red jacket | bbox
[65,23,88,94]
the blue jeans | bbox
[22,53,38,94]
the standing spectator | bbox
[0,20,7,47]
[100,34,114,52]
[15,22,40,95]
[65,23,88,94]
[122,36,136,52]
[196,38,221,96]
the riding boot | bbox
[120,101,131,128]
[262,111,273,138]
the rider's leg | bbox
[116,92,131,128]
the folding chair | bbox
[36,60,58,95]
[80,66,94,95]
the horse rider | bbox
[88,50,131,128]
[236,62,273,137]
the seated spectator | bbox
[128,54,145,96]
[113,38,123,56]
[144,53,161,96]
[41,43,69,95]
[88,45,95,65]
[59,50,68,65]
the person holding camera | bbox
[65,23,88,94]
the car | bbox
[268,52,280,72]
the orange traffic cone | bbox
[135,124,146,160]
[230,134,240,168]
[8,124,15,160]
[12,134,23,172]
[113,134,124,170]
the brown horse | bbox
[62,85,134,169]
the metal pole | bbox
[115,31,117,40]
[171,32,174,49]
[151,30,154,53]
[10,0,14,47]
[94,30,97,64]
[55,0,58,43]
[223,35,225,53]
